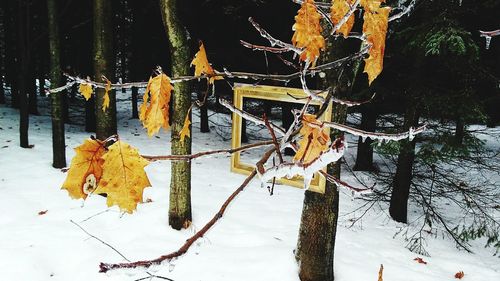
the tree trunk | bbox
[160,0,192,230]
[28,70,38,115]
[454,117,464,145]
[354,107,377,171]
[198,90,209,132]
[47,0,66,168]
[17,0,29,148]
[295,18,360,279]
[0,45,4,104]
[389,105,419,223]
[131,87,139,119]
[0,5,5,105]
[4,0,18,108]
[93,0,116,140]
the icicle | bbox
[458,0,462,6]
[484,35,492,50]
[361,136,367,143]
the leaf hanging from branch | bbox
[179,106,192,142]
[95,141,151,213]
[61,139,106,199]
[79,83,93,101]
[362,4,390,84]
[330,0,356,38]
[102,79,111,111]
[292,0,325,66]
[294,114,330,164]
[139,73,173,136]
[191,41,222,84]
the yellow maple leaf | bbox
[179,107,192,142]
[102,79,111,111]
[191,42,222,84]
[62,139,106,199]
[330,0,356,38]
[139,73,173,136]
[95,141,151,213]
[294,114,330,164]
[292,0,325,66]
[79,83,93,100]
[363,5,390,84]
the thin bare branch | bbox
[142,140,274,162]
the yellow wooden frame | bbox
[230,83,333,192]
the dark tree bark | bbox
[198,90,209,132]
[389,105,419,223]
[454,117,465,145]
[47,0,66,168]
[28,68,38,115]
[0,5,5,105]
[4,0,18,108]
[85,97,96,132]
[160,0,193,230]
[93,0,116,140]
[354,107,377,171]
[17,0,30,148]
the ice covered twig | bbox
[220,98,287,136]
[259,137,346,191]
[311,121,426,142]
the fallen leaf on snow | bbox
[414,257,428,264]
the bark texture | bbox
[93,0,116,140]
[47,0,66,168]
[160,0,192,230]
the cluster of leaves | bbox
[292,0,391,84]
[62,139,151,213]
[78,79,112,111]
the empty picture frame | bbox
[230,83,333,192]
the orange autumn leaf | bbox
[378,264,384,281]
[454,271,465,279]
[102,79,111,111]
[360,0,383,12]
[79,83,93,101]
[292,0,325,66]
[94,141,151,213]
[294,114,330,164]
[139,73,173,136]
[362,5,390,84]
[413,257,428,264]
[330,0,356,38]
[62,138,106,200]
[191,42,222,84]
[179,107,192,142]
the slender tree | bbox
[47,0,66,168]
[0,5,5,105]
[93,0,116,140]
[159,0,192,230]
[17,0,30,148]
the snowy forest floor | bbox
[0,100,499,281]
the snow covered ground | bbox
[0,102,499,281]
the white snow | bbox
[0,103,499,281]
